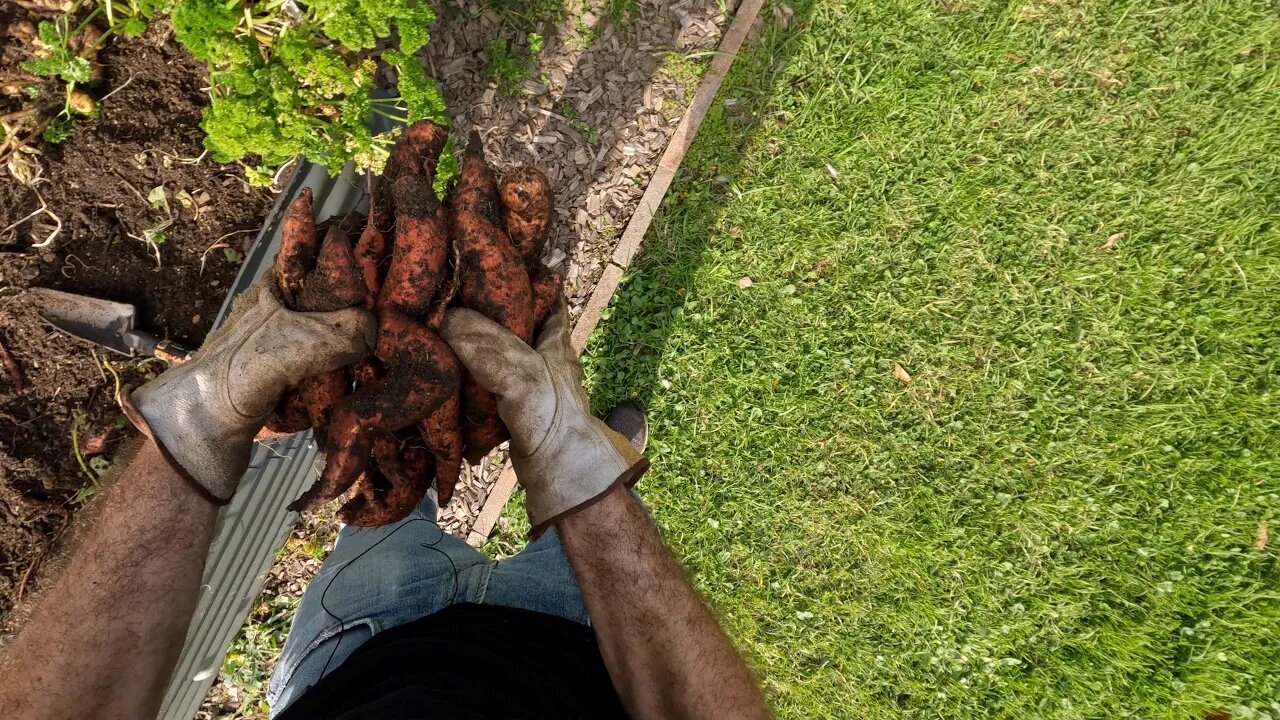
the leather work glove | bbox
[440,300,648,536]
[122,281,376,504]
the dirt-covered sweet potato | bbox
[285,123,572,523]
[262,389,309,436]
[276,188,317,306]
[290,311,460,512]
[451,139,535,340]
[498,168,553,267]
[297,224,367,312]
[419,387,462,505]
[299,368,348,439]
[334,433,436,526]
[353,222,389,310]
[374,120,449,225]
[449,137,536,461]
[376,174,449,320]
[529,264,565,330]
[350,358,383,388]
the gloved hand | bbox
[440,299,648,536]
[122,281,376,504]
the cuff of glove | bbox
[119,388,233,506]
[528,457,650,539]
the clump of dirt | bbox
[0,18,272,624]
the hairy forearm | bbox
[558,487,769,720]
[0,439,220,720]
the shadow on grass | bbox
[582,2,815,415]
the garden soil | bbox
[0,17,271,626]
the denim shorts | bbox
[267,490,588,716]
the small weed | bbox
[71,483,98,506]
[574,18,600,47]
[220,594,299,717]
[557,100,599,143]
[484,33,545,95]
[658,51,706,103]
[489,0,568,29]
[604,0,637,26]
[42,117,73,144]
[22,16,93,87]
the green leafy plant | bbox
[21,13,101,143]
[27,0,447,175]
[169,0,446,175]
[21,17,92,85]
[100,0,163,37]
[220,593,299,716]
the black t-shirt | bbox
[276,603,628,720]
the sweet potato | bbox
[375,121,449,225]
[451,137,535,461]
[419,387,462,505]
[498,168,553,267]
[353,223,388,310]
[299,368,348,439]
[340,457,430,526]
[376,174,449,320]
[262,389,309,436]
[451,139,535,342]
[286,124,569,522]
[290,311,459,512]
[529,264,565,330]
[297,224,367,312]
[351,432,436,525]
[276,188,317,306]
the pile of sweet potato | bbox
[265,121,562,526]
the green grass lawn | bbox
[496,0,1280,716]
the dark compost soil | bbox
[0,17,272,625]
